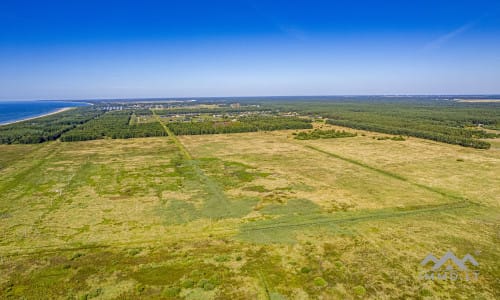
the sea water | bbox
[0,101,88,125]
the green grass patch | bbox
[294,129,357,140]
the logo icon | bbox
[421,251,478,271]
[419,251,479,281]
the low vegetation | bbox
[373,135,406,141]
[294,129,357,140]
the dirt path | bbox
[152,109,192,159]
[302,143,466,201]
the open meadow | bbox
[0,121,498,299]
[2,0,500,297]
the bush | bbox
[313,277,327,287]
[203,282,215,291]
[135,284,145,293]
[162,286,181,297]
[181,279,195,288]
[295,129,356,140]
[87,288,102,298]
[214,255,229,262]
[391,135,406,141]
[420,288,432,297]
[353,285,366,296]
[196,278,218,291]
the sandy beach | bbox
[0,107,76,126]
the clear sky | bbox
[1,0,499,100]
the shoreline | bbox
[0,107,76,126]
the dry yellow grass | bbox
[179,126,499,209]
[0,130,498,299]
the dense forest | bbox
[294,129,357,140]
[326,119,491,149]
[166,116,313,135]
[0,107,103,144]
[60,111,166,141]
[258,99,499,149]
[1,98,498,148]
[154,106,266,115]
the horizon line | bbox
[2,93,500,102]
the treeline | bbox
[60,111,166,142]
[154,106,268,115]
[294,129,357,140]
[257,99,498,149]
[326,119,491,149]
[0,107,103,144]
[166,116,312,135]
[130,109,153,115]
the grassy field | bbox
[0,124,498,299]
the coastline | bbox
[0,107,76,126]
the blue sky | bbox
[1,0,499,99]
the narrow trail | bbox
[302,144,467,201]
[0,142,61,199]
[239,200,474,233]
[258,272,272,300]
[152,109,233,218]
[152,109,192,159]
[0,199,477,258]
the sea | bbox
[0,101,89,125]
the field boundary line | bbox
[239,200,474,232]
[0,200,478,258]
[152,109,192,159]
[302,144,465,201]
[0,142,61,197]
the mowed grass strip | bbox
[152,109,192,159]
[153,110,260,222]
[303,144,466,201]
[1,200,476,256]
[239,200,474,234]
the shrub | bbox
[181,279,195,288]
[295,129,356,140]
[162,286,181,297]
[420,288,432,297]
[353,285,366,296]
[313,277,327,287]
[203,282,215,291]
